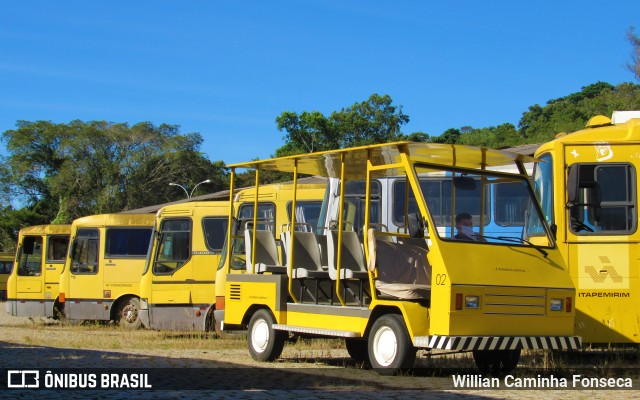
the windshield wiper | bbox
[478,235,548,258]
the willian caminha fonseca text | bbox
[452,374,633,389]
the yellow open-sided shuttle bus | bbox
[218,141,580,375]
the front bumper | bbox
[414,335,582,351]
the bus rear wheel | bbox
[472,349,521,376]
[368,314,416,375]
[247,309,285,362]
[116,297,142,329]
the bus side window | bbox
[567,163,636,233]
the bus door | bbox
[151,218,193,303]
[68,228,105,320]
[43,235,69,314]
[190,216,228,305]
[16,236,46,315]
[564,144,639,342]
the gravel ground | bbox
[0,305,637,399]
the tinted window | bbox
[0,261,13,274]
[71,228,99,274]
[286,201,322,233]
[203,217,228,252]
[106,228,152,257]
[47,235,69,262]
[154,219,191,274]
[239,203,275,232]
[569,163,636,234]
[18,236,43,276]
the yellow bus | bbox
[5,225,71,318]
[58,213,154,327]
[140,182,325,331]
[219,142,580,375]
[531,111,640,345]
[0,252,15,301]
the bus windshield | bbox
[414,165,552,247]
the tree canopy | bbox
[275,94,410,156]
[0,120,227,248]
[429,82,640,147]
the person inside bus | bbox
[454,212,484,241]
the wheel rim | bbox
[122,305,137,323]
[251,318,270,353]
[372,326,397,367]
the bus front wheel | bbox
[368,314,416,375]
[116,297,142,329]
[472,349,521,376]
[247,309,285,362]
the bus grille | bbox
[483,288,546,316]
[229,284,241,301]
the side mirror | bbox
[567,164,579,205]
[23,237,35,255]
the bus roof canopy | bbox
[229,142,537,179]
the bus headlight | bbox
[465,296,479,309]
[550,298,563,311]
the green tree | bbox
[431,128,461,144]
[275,111,339,156]
[275,94,410,155]
[517,82,640,143]
[329,94,409,147]
[1,120,228,226]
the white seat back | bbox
[244,229,280,272]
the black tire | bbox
[345,338,369,364]
[247,309,286,362]
[53,300,65,321]
[368,314,416,375]
[116,297,142,329]
[472,349,521,376]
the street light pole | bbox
[189,179,211,198]
[169,182,189,198]
[169,179,211,199]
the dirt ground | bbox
[0,306,637,399]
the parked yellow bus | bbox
[5,225,71,318]
[140,182,325,331]
[219,142,580,375]
[0,252,15,301]
[531,111,640,345]
[58,213,154,327]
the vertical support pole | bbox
[225,168,236,275]
[287,159,300,303]
[363,150,376,304]
[249,167,260,274]
[335,152,346,306]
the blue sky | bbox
[0,1,637,164]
